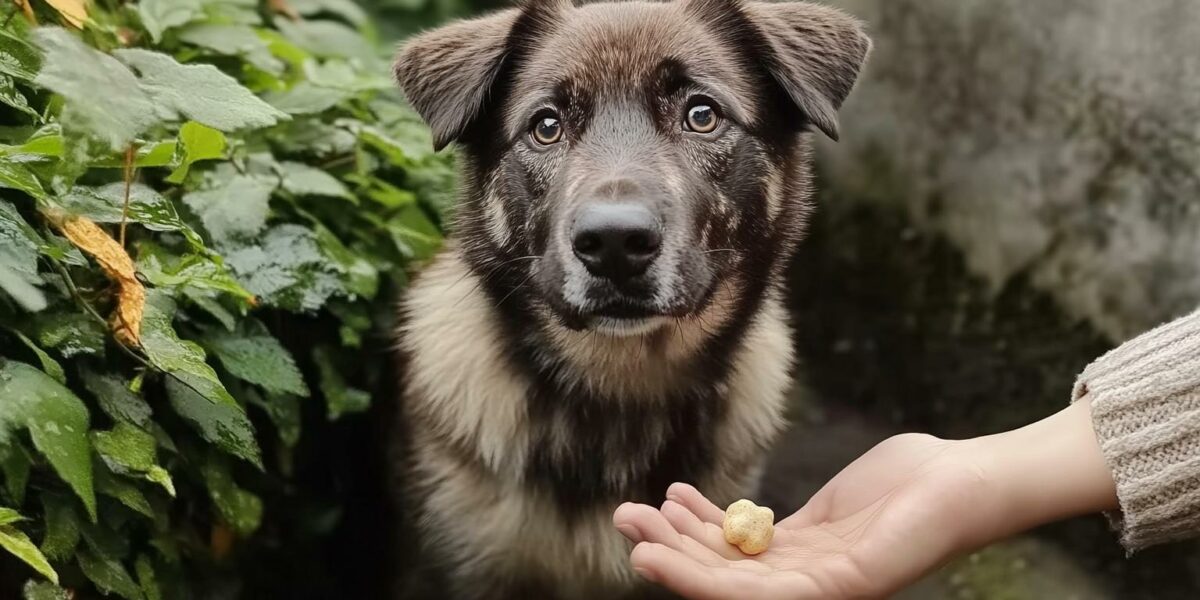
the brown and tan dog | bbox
[391,1,869,597]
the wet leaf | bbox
[39,494,81,561]
[31,311,107,358]
[201,453,262,536]
[91,422,175,496]
[138,0,203,42]
[223,224,345,312]
[177,23,284,75]
[313,345,370,419]
[59,183,202,250]
[9,328,65,384]
[32,27,160,150]
[182,175,275,244]
[114,48,288,132]
[202,322,309,397]
[278,160,352,200]
[165,378,261,469]
[78,546,143,600]
[81,370,152,427]
[0,516,58,584]
[166,122,226,184]
[0,361,95,520]
[1,444,31,504]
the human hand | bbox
[614,400,1117,599]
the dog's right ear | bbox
[394,10,521,151]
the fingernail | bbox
[616,524,643,542]
[634,567,657,583]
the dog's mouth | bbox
[550,278,722,336]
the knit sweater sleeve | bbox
[1072,308,1200,551]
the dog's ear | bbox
[744,2,871,140]
[695,0,871,141]
[393,10,521,151]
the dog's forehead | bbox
[509,2,755,116]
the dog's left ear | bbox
[737,1,872,141]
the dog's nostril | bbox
[574,232,603,256]
[625,231,660,256]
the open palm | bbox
[614,434,997,600]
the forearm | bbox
[962,399,1118,548]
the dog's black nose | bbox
[572,204,661,282]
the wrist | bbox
[962,400,1118,545]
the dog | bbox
[390,0,869,597]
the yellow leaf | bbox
[43,0,89,28]
[47,212,144,346]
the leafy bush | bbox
[0,0,453,596]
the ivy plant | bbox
[0,0,451,596]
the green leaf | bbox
[182,174,275,244]
[138,0,203,42]
[165,122,226,184]
[290,0,368,26]
[264,81,355,115]
[81,371,153,428]
[89,140,178,168]
[0,30,41,82]
[278,160,352,200]
[165,378,261,468]
[0,156,49,201]
[78,546,143,600]
[269,118,357,157]
[140,292,245,416]
[0,201,44,272]
[246,390,300,447]
[135,243,253,302]
[31,28,160,150]
[31,311,107,358]
[9,329,65,384]
[39,494,81,561]
[94,465,154,519]
[113,48,288,132]
[274,18,378,64]
[177,23,284,75]
[313,346,370,419]
[304,59,391,92]
[0,361,95,520]
[0,74,39,119]
[202,321,309,396]
[135,554,161,600]
[91,423,175,497]
[222,224,345,312]
[201,453,262,536]
[59,183,204,250]
[1,444,31,504]
[0,519,59,584]
[22,581,70,600]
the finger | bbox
[628,542,768,600]
[665,482,725,524]
[660,500,745,560]
[612,502,686,551]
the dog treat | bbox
[722,499,774,555]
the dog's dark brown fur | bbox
[391,1,869,598]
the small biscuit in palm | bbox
[722,499,774,555]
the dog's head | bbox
[396,0,869,338]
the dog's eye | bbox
[531,114,563,145]
[684,101,720,134]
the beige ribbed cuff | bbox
[1072,308,1200,552]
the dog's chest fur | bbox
[395,251,794,597]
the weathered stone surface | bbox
[819,0,1200,342]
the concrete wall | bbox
[819,0,1200,342]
